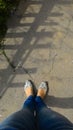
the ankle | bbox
[24,85,33,98]
[37,89,46,99]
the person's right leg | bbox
[0,80,36,130]
[35,82,73,130]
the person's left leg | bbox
[35,82,73,130]
[0,81,36,130]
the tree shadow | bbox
[0,0,73,100]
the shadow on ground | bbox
[45,95,73,108]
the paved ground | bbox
[0,0,73,122]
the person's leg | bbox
[0,81,36,130]
[35,82,73,130]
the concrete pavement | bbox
[0,0,73,122]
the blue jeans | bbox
[0,96,73,130]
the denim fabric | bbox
[35,96,73,130]
[0,96,73,130]
[0,96,35,130]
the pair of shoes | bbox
[24,80,49,99]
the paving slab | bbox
[0,0,73,122]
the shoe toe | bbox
[24,80,32,89]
